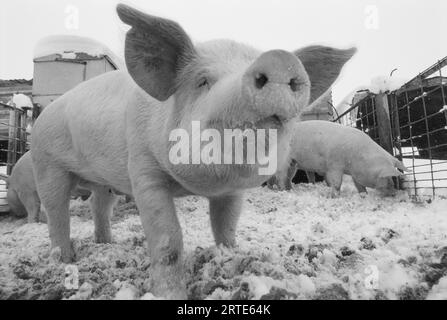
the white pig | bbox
[7,151,44,222]
[30,4,355,298]
[7,151,91,223]
[271,120,408,196]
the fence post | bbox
[388,94,400,155]
[19,110,26,157]
[374,93,394,155]
[7,109,17,175]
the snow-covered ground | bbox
[0,179,446,300]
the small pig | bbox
[7,151,44,222]
[271,120,408,196]
[7,151,91,223]
[31,4,355,298]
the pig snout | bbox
[242,50,310,124]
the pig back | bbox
[31,71,136,192]
[291,121,370,173]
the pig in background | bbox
[30,3,355,298]
[268,120,408,197]
[7,151,91,223]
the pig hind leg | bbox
[272,160,298,191]
[20,191,42,223]
[326,169,343,198]
[33,164,77,262]
[7,188,27,218]
[89,185,117,243]
[265,175,278,190]
[209,194,242,247]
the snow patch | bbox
[114,284,139,300]
[1,184,447,300]
[427,276,447,300]
[368,75,408,94]
[11,94,33,110]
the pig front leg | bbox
[209,194,243,247]
[265,175,278,190]
[326,169,343,198]
[130,170,185,299]
[353,178,367,194]
[270,160,297,191]
[39,204,48,223]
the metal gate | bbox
[333,57,447,201]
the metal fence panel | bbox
[0,103,29,212]
[333,58,447,201]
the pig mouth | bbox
[254,114,285,130]
[206,113,288,133]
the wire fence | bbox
[335,92,381,144]
[0,102,30,211]
[333,58,447,201]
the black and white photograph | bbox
[0,0,447,305]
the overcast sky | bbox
[1,0,446,105]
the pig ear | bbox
[117,4,196,101]
[294,46,356,104]
[379,166,402,178]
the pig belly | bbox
[74,163,132,195]
[293,147,327,174]
[65,123,132,194]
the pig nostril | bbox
[255,73,268,89]
[289,78,300,92]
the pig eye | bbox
[197,78,210,89]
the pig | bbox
[270,120,408,196]
[7,151,91,223]
[7,151,44,223]
[30,3,355,298]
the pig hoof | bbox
[149,264,187,300]
[330,191,340,198]
[38,213,48,224]
[49,247,62,263]
[27,216,39,224]
[50,244,75,263]
[150,280,187,300]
